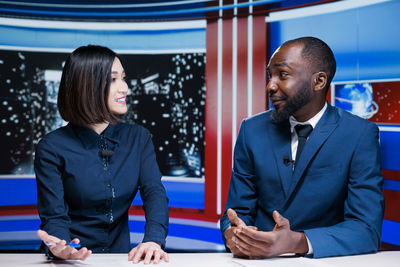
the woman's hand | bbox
[128,242,169,264]
[37,230,92,260]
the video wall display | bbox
[0,49,206,179]
[333,81,400,124]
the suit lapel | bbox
[286,105,340,200]
[266,119,292,197]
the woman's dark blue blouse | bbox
[34,122,169,253]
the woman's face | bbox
[107,57,128,115]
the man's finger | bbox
[272,210,289,229]
[227,237,245,258]
[234,228,269,247]
[233,242,254,258]
[238,226,275,244]
[224,226,236,241]
[235,240,270,258]
[227,209,246,227]
[234,233,274,258]
[230,243,249,258]
[226,238,235,250]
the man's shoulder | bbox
[333,106,378,130]
[243,110,273,125]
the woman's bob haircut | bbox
[57,45,121,126]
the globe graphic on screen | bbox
[335,83,379,119]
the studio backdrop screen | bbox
[0,50,206,180]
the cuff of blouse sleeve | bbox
[143,222,167,249]
[42,224,72,243]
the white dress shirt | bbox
[289,102,328,162]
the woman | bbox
[35,45,169,264]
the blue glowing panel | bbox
[0,179,37,206]
[380,131,400,172]
[0,179,204,209]
[0,25,205,52]
[381,219,400,246]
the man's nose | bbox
[267,78,278,94]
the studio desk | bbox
[1,251,399,267]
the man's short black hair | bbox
[57,45,120,126]
[282,36,336,92]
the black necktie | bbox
[295,124,313,164]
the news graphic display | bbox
[0,50,206,179]
[334,81,400,123]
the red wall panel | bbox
[252,16,267,115]
[205,14,267,219]
[204,20,219,219]
[221,19,233,215]
[236,17,249,133]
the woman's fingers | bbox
[71,238,80,244]
[128,242,167,264]
[37,230,60,244]
[143,248,154,265]
[36,230,90,261]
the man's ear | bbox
[312,72,327,92]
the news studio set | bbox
[0,0,399,266]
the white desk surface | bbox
[0,251,399,267]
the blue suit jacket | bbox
[220,104,384,258]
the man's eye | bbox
[280,72,288,78]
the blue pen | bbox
[45,241,81,248]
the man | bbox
[220,36,384,258]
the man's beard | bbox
[271,85,311,123]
